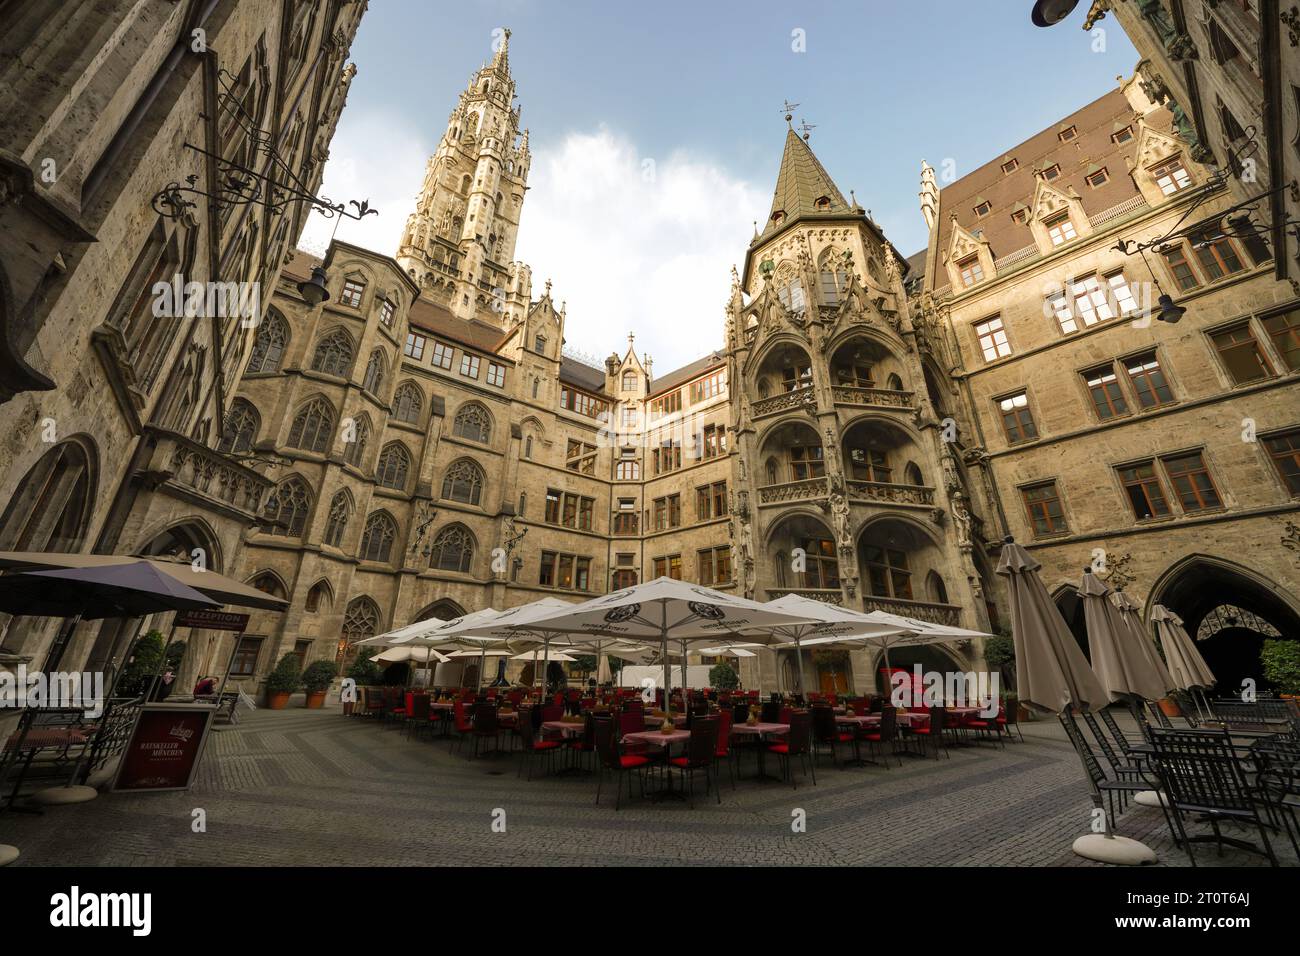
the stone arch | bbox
[305,578,334,613]
[136,516,224,574]
[412,599,465,624]
[245,568,290,599]
[0,434,99,553]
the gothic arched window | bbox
[246,311,288,373]
[440,459,484,505]
[905,462,924,486]
[391,382,423,424]
[323,491,351,547]
[429,524,473,573]
[310,329,354,377]
[452,403,492,443]
[305,580,332,613]
[362,349,386,394]
[375,442,410,490]
[250,572,286,599]
[359,511,398,563]
[264,476,311,536]
[218,399,259,455]
[343,413,370,467]
[287,397,335,453]
[342,596,380,651]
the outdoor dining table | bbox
[730,722,789,781]
[622,728,692,801]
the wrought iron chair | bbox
[1059,710,1163,835]
[1149,727,1280,866]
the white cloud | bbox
[515,126,763,372]
[298,109,429,258]
[301,120,764,374]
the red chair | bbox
[515,707,563,780]
[999,695,1025,742]
[449,700,474,756]
[618,710,648,754]
[811,705,853,768]
[960,704,1006,749]
[404,693,431,739]
[566,713,598,772]
[594,718,649,810]
[713,710,735,789]
[903,706,950,760]
[855,706,901,768]
[668,718,721,808]
[768,711,816,789]
[541,704,564,723]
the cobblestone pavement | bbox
[1,709,1294,867]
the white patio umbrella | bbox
[1081,570,1166,704]
[357,606,504,647]
[370,645,452,688]
[510,649,577,662]
[487,578,822,707]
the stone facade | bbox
[0,1,366,691]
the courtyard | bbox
[2,707,1289,868]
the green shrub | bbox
[301,659,338,693]
[1261,639,1300,695]
[265,653,302,694]
[115,630,166,698]
[709,662,739,690]
[346,653,383,686]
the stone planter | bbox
[304,690,327,709]
[266,691,291,710]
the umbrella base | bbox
[0,844,18,866]
[1072,833,1157,865]
[1135,789,1168,808]
[30,785,98,805]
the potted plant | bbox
[264,652,301,710]
[1261,639,1300,697]
[301,659,338,709]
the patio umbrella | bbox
[0,552,288,610]
[359,606,506,646]
[1152,604,1215,715]
[370,645,451,688]
[994,539,1107,714]
[1111,589,1174,697]
[1080,569,1166,704]
[487,578,821,708]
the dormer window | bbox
[1010,207,1028,224]
[622,371,638,391]
[1112,125,1134,144]
[1041,164,1061,181]
[1045,211,1078,247]
[973,200,992,218]
[1058,125,1077,142]
[1086,167,1110,188]
[1001,158,1019,175]
[1152,157,1192,195]
[957,253,984,288]
[770,210,786,224]
[814,195,832,210]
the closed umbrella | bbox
[995,543,1107,713]
[1152,604,1215,691]
[1081,570,1166,704]
[1111,589,1173,697]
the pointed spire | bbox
[492,27,511,76]
[760,127,850,240]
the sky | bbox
[301,0,1138,372]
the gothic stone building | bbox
[0,0,366,703]
[1,20,1296,701]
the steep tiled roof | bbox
[650,351,725,398]
[559,356,607,393]
[407,297,509,355]
[760,128,852,241]
[927,88,1171,292]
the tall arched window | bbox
[287,397,335,453]
[518,492,527,516]
[359,511,398,563]
[218,399,259,455]
[818,250,848,306]
[362,349,385,394]
[264,476,311,536]
[375,443,410,490]
[343,413,370,467]
[323,491,351,547]
[305,580,332,613]
[341,596,380,662]
[886,373,904,391]
[904,462,924,486]
[310,329,354,377]
[249,572,287,599]
[391,382,423,424]
[622,370,638,391]
[452,403,491,443]
[0,438,97,552]
[246,311,288,372]
[429,525,473,573]
[440,459,484,505]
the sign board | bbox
[112,703,215,792]
[173,609,251,631]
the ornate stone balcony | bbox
[831,386,914,411]
[846,480,935,508]
[758,477,829,505]
[860,595,963,628]
[765,587,843,606]
[751,388,817,419]
[145,427,272,520]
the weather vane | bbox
[799,118,817,142]
[780,100,800,124]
